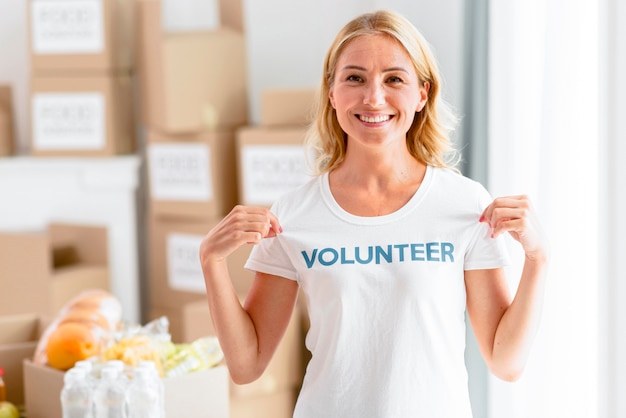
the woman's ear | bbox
[329,88,336,109]
[416,81,430,112]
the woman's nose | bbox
[363,82,385,107]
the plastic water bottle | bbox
[73,360,98,391]
[126,367,163,418]
[93,367,127,418]
[61,367,93,418]
[136,361,165,417]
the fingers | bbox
[479,195,532,238]
[479,195,547,258]
[228,206,282,243]
[223,205,282,244]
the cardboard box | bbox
[182,297,305,398]
[147,130,238,220]
[0,314,47,407]
[260,87,317,127]
[0,223,110,316]
[236,126,312,207]
[28,0,135,73]
[30,73,135,156]
[231,388,299,418]
[0,85,15,156]
[23,360,230,418]
[219,0,244,32]
[147,218,254,310]
[136,0,248,132]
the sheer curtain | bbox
[487,1,599,417]
[598,1,626,417]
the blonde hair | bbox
[305,10,459,175]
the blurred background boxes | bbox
[28,0,135,74]
[146,130,238,220]
[236,126,311,207]
[0,223,110,316]
[260,87,316,127]
[0,314,47,408]
[180,298,305,418]
[146,218,255,313]
[136,0,247,133]
[27,0,136,157]
[182,298,305,400]
[0,85,15,156]
[29,73,135,156]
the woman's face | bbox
[329,34,428,150]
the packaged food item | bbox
[34,290,123,370]
[163,336,223,378]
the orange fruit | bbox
[45,322,100,370]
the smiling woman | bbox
[200,9,549,418]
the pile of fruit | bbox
[34,290,223,376]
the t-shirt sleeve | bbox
[243,201,299,281]
[244,234,298,281]
[464,183,510,271]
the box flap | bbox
[0,314,41,344]
[49,223,109,265]
[0,231,51,315]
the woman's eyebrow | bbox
[339,64,409,74]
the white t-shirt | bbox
[245,166,509,418]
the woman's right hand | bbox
[199,205,283,265]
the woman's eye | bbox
[347,75,363,82]
[387,76,403,83]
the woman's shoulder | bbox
[430,167,493,207]
[270,174,323,212]
[432,166,486,190]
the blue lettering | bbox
[441,242,454,262]
[301,249,317,268]
[426,242,440,261]
[411,243,425,261]
[394,244,409,261]
[301,241,455,268]
[355,246,373,264]
[376,245,393,264]
[340,247,355,264]
[319,248,338,266]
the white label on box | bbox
[162,0,220,32]
[31,0,105,55]
[148,143,213,201]
[32,92,105,150]
[241,145,310,205]
[167,233,206,293]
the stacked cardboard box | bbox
[0,223,110,317]
[136,0,247,325]
[135,0,315,414]
[236,87,316,207]
[27,0,135,156]
[0,223,110,411]
[0,85,15,156]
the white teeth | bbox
[359,114,390,123]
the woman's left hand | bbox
[480,195,548,262]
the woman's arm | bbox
[199,205,299,384]
[465,195,549,381]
